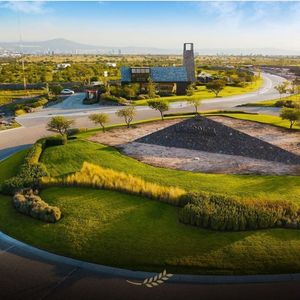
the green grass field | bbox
[1,115,300,275]
[241,93,300,108]
[2,186,300,275]
[0,89,44,105]
[134,78,263,105]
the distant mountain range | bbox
[0,38,299,56]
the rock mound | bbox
[135,116,300,165]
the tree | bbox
[187,98,201,113]
[123,84,139,100]
[89,113,109,132]
[206,80,226,97]
[280,108,300,129]
[49,84,63,95]
[47,116,74,136]
[186,84,195,96]
[274,82,289,99]
[116,106,136,128]
[147,78,157,98]
[147,100,169,120]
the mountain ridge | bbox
[0,38,299,56]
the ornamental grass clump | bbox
[178,192,300,231]
[13,189,61,223]
[42,162,185,205]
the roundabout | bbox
[1,72,300,299]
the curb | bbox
[1,231,300,284]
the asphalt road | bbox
[2,72,300,300]
[0,72,284,161]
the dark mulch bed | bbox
[135,116,300,165]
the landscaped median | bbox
[1,115,300,275]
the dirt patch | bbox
[89,119,182,146]
[119,142,300,175]
[88,117,300,175]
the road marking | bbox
[0,245,15,254]
[39,267,79,300]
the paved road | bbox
[0,72,284,161]
[3,72,300,299]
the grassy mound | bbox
[40,139,300,203]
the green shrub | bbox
[2,163,48,195]
[13,189,61,223]
[137,94,150,100]
[29,98,48,108]
[24,142,44,165]
[44,136,67,147]
[100,93,127,104]
[178,192,300,231]
[66,128,87,137]
[275,100,297,108]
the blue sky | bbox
[1,1,300,50]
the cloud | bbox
[2,1,47,14]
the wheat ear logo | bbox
[127,269,173,288]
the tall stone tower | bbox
[183,43,196,82]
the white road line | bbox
[0,245,15,254]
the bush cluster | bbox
[275,100,299,108]
[13,189,61,223]
[136,94,150,100]
[42,162,185,205]
[178,192,300,231]
[100,93,127,105]
[44,135,67,147]
[2,159,48,195]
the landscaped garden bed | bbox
[1,116,300,275]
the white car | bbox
[60,89,75,95]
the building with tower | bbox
[121,43,195,95]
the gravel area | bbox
[119,142,300,175]
[209,115,300,155]
[89,116,300,175]
[136,116,300,165]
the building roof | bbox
[121,66,189,83]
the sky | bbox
[0,1,300,51]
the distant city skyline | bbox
[1,1,300,53]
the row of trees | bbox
[47,96,203,136]
[0,62,118,84]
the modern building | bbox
[121,43,196,95]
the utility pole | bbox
[17,11,27,92]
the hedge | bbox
[44,135,67,147]
[178,192,300,231]
[13,189,61,223]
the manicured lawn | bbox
[40,139,300,203]
[0,149,27,184]
[1,115,300,275]
[241,93,300,108]
[0,89,44,105]
[1,186,300,275]
[134,78,263,105]
[211,113,300,130]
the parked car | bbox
[60,89,75,95]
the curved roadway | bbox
[0,72,283,161]
[2,72,300,300]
